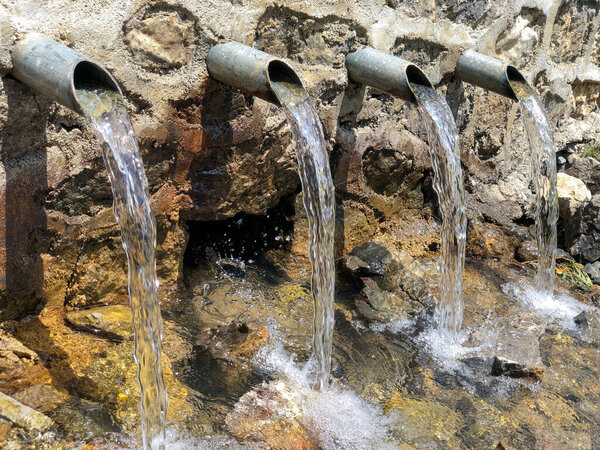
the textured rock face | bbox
[0,0,598,320]
[344,241,434,323]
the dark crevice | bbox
[183,194,296,267]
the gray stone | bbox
[584,261,600,285]
[567,194,600,263]
[565,156,600,195]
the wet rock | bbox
[516,239,537,262]
[65,305,132,340]
[0,390,54,432]
[557,172,591,220]
[226,380,315,449]
[467,314,546,380]
[124,11,194,70]
[194,322,268,363]
[12,384,65,414]
[344,241,434,323]
[584,261,600,285]
[574,310,600,341]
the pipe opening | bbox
[506,66,527,85]
[73,60,120,94]
[267,60,302,87]
[505,65,532,100]
[406,64,432,89]
[406,64,433,102]
[267,60,305,105]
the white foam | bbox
[253,339,395,449]
[370,318,413,334]
[502,281,594,330]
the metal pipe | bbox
[345,46,432,103]
[10,33,122,115]
[206,42,305,105]
[455,50,527,101]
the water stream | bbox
[76,87,167,449]
[509,80,558,297]
[411,84,467,336]
[270,81,336,390]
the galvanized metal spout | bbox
[345,46,432,103]
[455,50,527,101]
[206,42,305,105]
[10,33,122,115]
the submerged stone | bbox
[65,305,132,340]
[12,384,65,414]
[466,314,546,380]
[0,390,54,432]
[194,322,269,362]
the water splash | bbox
[411,84,467,336]
[253,337,394,449]
[270,81,336,390]
[510,80,558,297]
[502,281,592,331]
[77,88,167,449]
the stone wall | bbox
[0,0,598,319]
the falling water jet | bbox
[206,42,335,390]
[346,46,467,336]
[10,33,167,449]
[456,50,558,297]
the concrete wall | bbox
[0,0,598,318]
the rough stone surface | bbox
[516,239,538,262]
[123,11,195,70]
[344,241,434,323]
[0,330,50,394]
[565,156,600,195]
